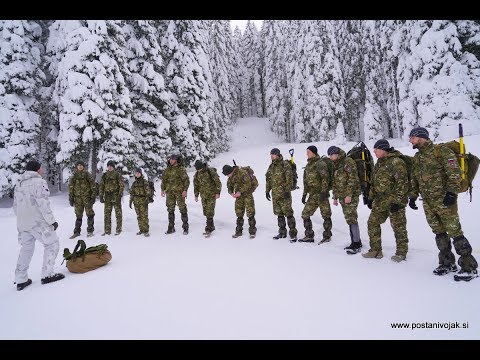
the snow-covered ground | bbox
[1,117,479,340]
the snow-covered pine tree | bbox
[254,22,266,117]
[241,21,260,117]
[160,20,217,166]
[0,20,44,198]
[123,20,173,180]
[48,20,135,182]
[232,26,246,119]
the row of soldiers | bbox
[68,126,477,282]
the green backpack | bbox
[347,142,374,204]
[242,166,259,192]
[434,141,480,201]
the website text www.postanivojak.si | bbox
[390,321,469,330]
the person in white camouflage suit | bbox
[13,160,65,291]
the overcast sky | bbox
[230,20,263,33]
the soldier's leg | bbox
[38,226,60,279]
[113,197,122,233]
[282,196,297,239]
[367,202,389,252]
[245,194,256,235]
[139,202,149,233]
[235,197,245,235]
[273,197,286,237]
[424,200,455,266]
[340,196,359,225]
[15,231,36,284]
[104,198,113,234]
[319,197,333,241]
[204,197,215,232]
[166,194,176,232]
[85,198,95,234]
[389,207,409,256]
[178,195,188,233]
[73,200,84,235]
[301,194,317,238]
[134,202,142,232]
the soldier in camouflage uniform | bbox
[68,161,96,238]
[129,167,151,237]
[409,127,478,281]
[99,160,124,236]
[265,148,298,242]
[222,164,257,238]
[328,146,363,252]
[299,145,331,243]
[161,154,190,235]
[362,139,409,261]
[194,160,222,235]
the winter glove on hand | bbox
[408,197,418,210]
[100,195,104,203]
[319,192,328,201]
[301,194,307,205]
[443,191,456,206]
[266,192,271,201]
[129,200,133,209]
[390,203,401,213]
[91,196,96,205]
[283,191,290,199]
[367,199,373,210]
[52,222,58,231]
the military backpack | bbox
[62,239,112,274]
[283,160,299,191]
[347,142,374,204]
[242,166,259,193]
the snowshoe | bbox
[41,273,65,285]
[454,269,478,282]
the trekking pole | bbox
[289,149,295,164]
[459,123,465,180]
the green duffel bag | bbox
[63,239,112,274]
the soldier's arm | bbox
[227,177,234,194]
[118,173,124,196]
[391,158,408,205]
[160,169,167,192]
[213,170,222,194]
[182,168,190,192]
[145,179,152,198]
[265,166,272,193]
[34,180,56,226]
[68,176,74,197]
[303,168,309,195]
[193,173,199,197]
[99,175,105,197]
[439,146,462,193]
[89,173,96,196]
[409,156,420,199]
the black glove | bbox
[100,195,104,203]
[266,192,271,201]
[367,199,373,209]
[129,201,133,209]
[69,197,74,207]
[390,203,401,213]
[52,222,58,231]
[408,197,418,210]
[283,191,290,199]
[91,196,96,205]
[301,194,307,205]
[319,192,328,201]
[443,191,456,206]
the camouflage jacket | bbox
[302,154,330,196]
[160,163,190,193]
[99,170,124,198]
[68,170,96,199]
[227,167,251,196]
[368,150,408,206]
[410,140,462,200]
[129,176,151,204]
[266,155,293,196]
[193,167,221,198]
[332,149,361,199]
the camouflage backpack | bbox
[242,166,259,193]
[347,142,374,204]
[320,155,334,191]
[434,141,480,201]
[283,160,299,191]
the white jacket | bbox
[13,171,56,232]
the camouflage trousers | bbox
[272,193,294,217]
[166,192,187,213]
[235,193,255,218]
[104,196,122,233]
[15,226,60,283]
[302,193,332,240]
[367,201,408,255]
[339,196,359,225]
[201,194,217,218]
[424,198,477,271]
[74,197,95,234]
[134,201,149,233]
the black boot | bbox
[248,216,257,238]
[181,212,189,235]
[287,215,298,242]
[166,211,175,234]
[232,217,244,238]
[273,215,287,239]
[70,218,82,239]
[87,215,94,236]
[299,217,314,242]
[204,217,215,235]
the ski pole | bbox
[459,123,465,180]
